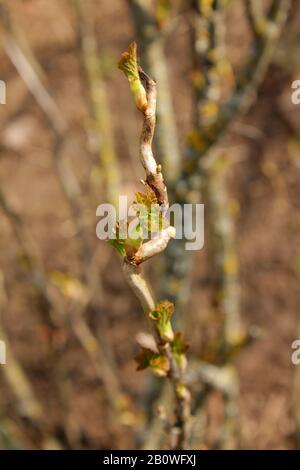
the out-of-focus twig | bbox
[178,0,291,200]
[186,359,239,449]
[0,271,61,449]
[161,0,290,449]
[0,189,62,328]
[245,0,266,38]
[0,189,125,419]
[204,153,245,351]
[162,0,291,328]
[0,4,130,433]
[0,3,91,267]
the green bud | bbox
[149,301,175,342]
[118,42,148,112]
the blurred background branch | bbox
[0,0,297,451]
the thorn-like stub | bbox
[138,66,156,87]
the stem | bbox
[0,189,124,418]
[0,271,61,449]
[177,0,291,199]
[1,11,91,267]
[73,0,121,207]
[128,0,181,184]
[119,44,191,449]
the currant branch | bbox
[114,42,192,449]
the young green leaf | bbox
[149,301,175,342]
[135,348,170,377]
[118,42,148,112]
[133,187,163,235]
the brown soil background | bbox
[0,0,300,450]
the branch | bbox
[186,359,239,449]
[205,152,246,350]
[160,0,291,338]
[0,3,91,267]
[0,189,125,420]
[245,0,266,38]
[73,0,121,207]
[178,0,291,198]
[158,0,228,313]
[118,42,191,450]
[128,0,181,184]
[190,0,225,110]
[0,271,62,449]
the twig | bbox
[73,0,121,207]
[161,0,291,333]
[0,189,62,328]
[0,189,125,418]
[0,271,61,449]
[160,0,229,315]
[118,42,191,450]
[128,0,181,184]
[245,0,266,38]
[204,152,245,351]
[0,4,129,430]
[0,3,91,267]
[177,0,291,199]
[190,0,224,112]
[186,360,239,449]
[160,0,291,448]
